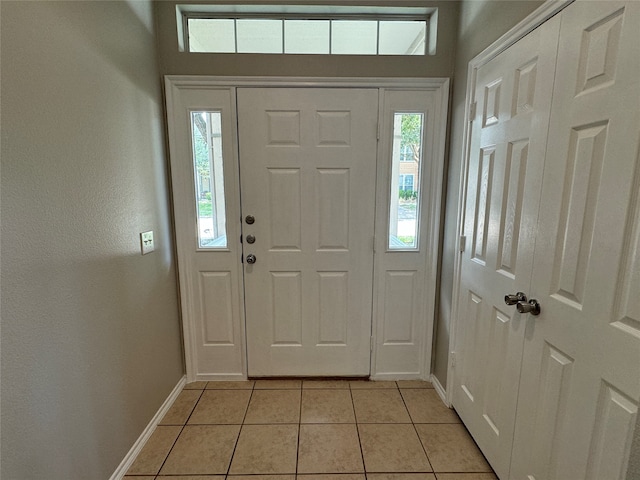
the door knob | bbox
[245,215,255,224]
[517,299,541,316]
[246,234,256,244]
[246,254,257,264]
[505,292,527,305]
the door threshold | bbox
[247,376,369,381]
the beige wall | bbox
[154,0,459,77]
[0,1,183,478]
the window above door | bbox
[176,5,438,55]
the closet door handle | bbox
[517,299,541,316]
[505,292,527,306]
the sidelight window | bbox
[191,111,227,248]
[388,113,424,250]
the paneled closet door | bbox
[510,2,640,479]
[452,16,561,479]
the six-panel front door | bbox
[237,88,379,376]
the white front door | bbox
[511,2,640,478]
[452,16,561,479]
[237,88,379,376]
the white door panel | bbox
[372,89,447,379]
[165,86,246,380]
[237,88,378,376]
[511,2,640,479]
[452,17,561,479]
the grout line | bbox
[398,386,435,474]
[295,387,303,476]
[153,386,207,476]
[349,385,367,474]
[225,382,256,476]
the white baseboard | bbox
[109,375,187,480]
[431,373,450,408]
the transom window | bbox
[178,5,436,56]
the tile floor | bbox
[125,379,496,480]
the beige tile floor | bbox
[126,379,497,480]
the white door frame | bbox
[448,0,574,405]
[165,75,449,382]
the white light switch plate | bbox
[140,230,154,255]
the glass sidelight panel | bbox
[388,113,424,249]
[191,111,227,248]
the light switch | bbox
[140,230,154,255]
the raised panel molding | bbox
[271,272,302,345]
[268,168,302,250]
[512,58,538,116]
[461,291,483,403]
[481,308,512,437]
[266,110,301,145]
[576,8,624,96]
[199,272,235,345]
[497,139,529,278]
[317,111,351,146]
[552,121,608,309]
[472,148,495,265]
[382,271,417,345]
[528,343,574,480]
[317,169,350,250]
[586,382,638,480]
[483,79,502,126]
[317,272,348,345]
[613,147,640,339]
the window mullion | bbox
[233,19,238,53]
